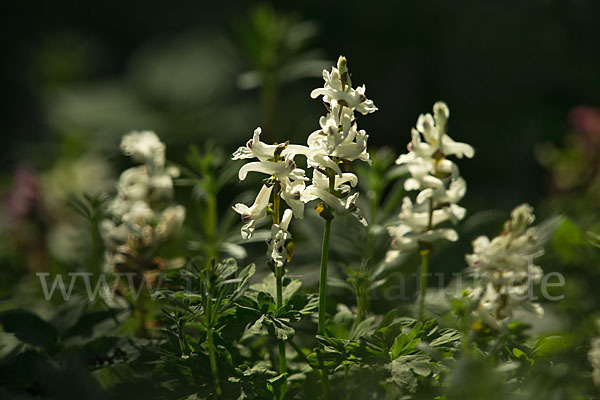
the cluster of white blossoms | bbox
[232,56,376,267]
[302,56,377,225]
[466,204,544,322]
[232,127,308,267]
[100,131,185,270]
[232,127,308,238]
[387,102,474,260]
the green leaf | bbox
[391,334,409,359]
[511,347,534,366]
[0,310,59,351]
[533,334,572,357]
[378,309,398,329]
[349,316,375,340]
[388,354,432,392]
[245,315,266,337]
[429,330,461,347]
[282,280,302,304]
[215,258,238,280]
[268,317,295,340]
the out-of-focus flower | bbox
[101,131,185,271]
[589,337,600,388]
[120,130,166,169]
[466,204,544,324]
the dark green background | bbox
[1,0,599,210]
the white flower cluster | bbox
[232,127,308,267]
[387,102,474,260]
[588,337,600,388]
[100,131,185,269]
[266,209,293,270]
[232,127,308,240]
[302,56,377,225]
[232,56,376,267]
[466,204,544,322]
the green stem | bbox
[205,270,222,399]
[260,78,278,142]
[317,173,336,399]
[207,325,222,399]
[206,188,218,260]
[276,268,287,398]
[357,288,369,324]
[418,249,430,321]
[289,338,309,364]
[418,197,435,321]
[318,218,332,335]
[318,173,336,334]
[273,182,287,398]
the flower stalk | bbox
[272,180,288,398]
[418,248,430,321]
[318,172,336,335]
[418,197,434,320]
[205,273,222,399]
[318,219,333,335]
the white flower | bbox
[307,56,376,169]
[236,146,309,219]
[310,57,377,115]
[267,209,294,269]
[232,184,273,239]
[238,153,307,182]
[121,201,155,230]
[303,56,376,224]
[116,167,151,202]
[120,131,166,169]
[410,102,474,159]
[233,127,309,162]
[466,203,545,322]
[387,197,460,253]
[156,205,186,240]
[387,102,473,263]
[280,178,306,218]
[302,170,366,226]
[101,131,185,270]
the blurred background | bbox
[1,0,600,326]
[2,0,600,204]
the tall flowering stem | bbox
[386,102,474,320]
[305,56,376,398]
[272,180,288,398]
[304,56,377,335]
[317,170,336,334]
[317,215,332,335]
[418,248,431,321]
[232,129,307,399]
[418,194,434,320]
